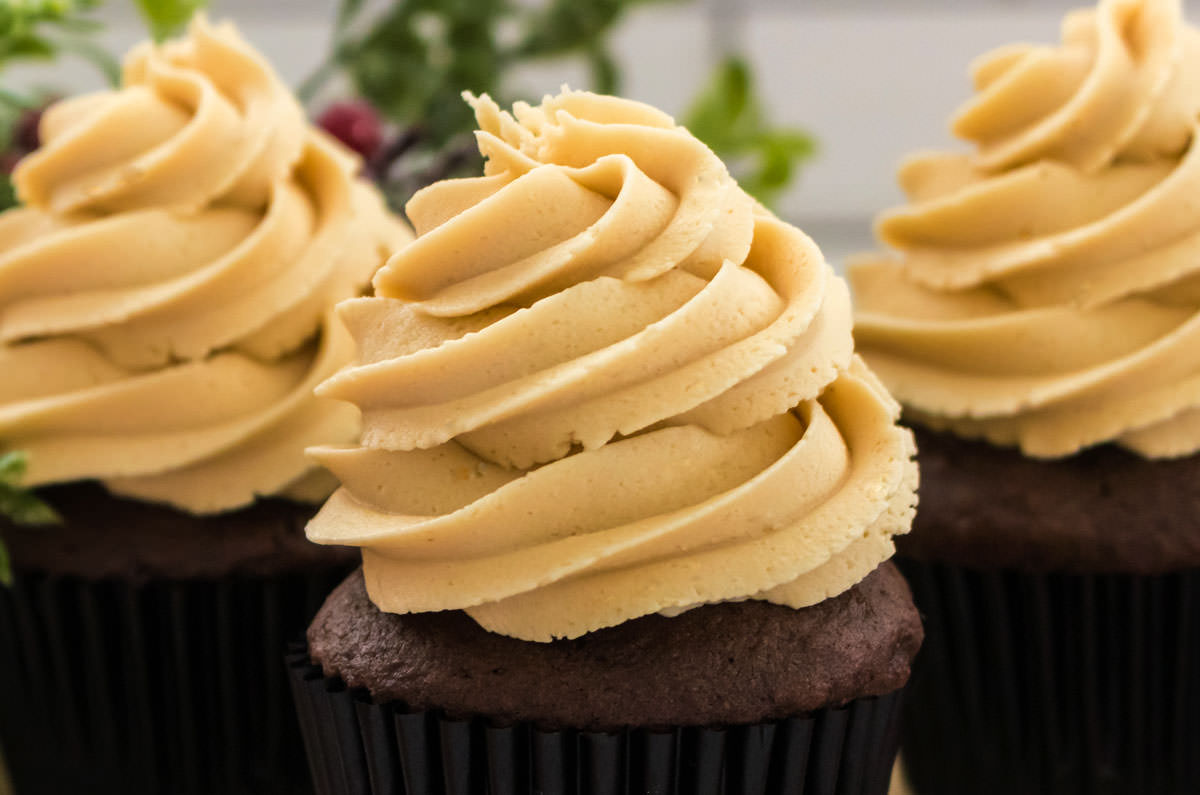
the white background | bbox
[11,0,1200,264]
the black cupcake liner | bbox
[287,647,905,795]
[897,559,1200,795]
[0,569,348,795]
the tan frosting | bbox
[852,0,1200,459]
[307,90,917,642]
[0,17,412,513]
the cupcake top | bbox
[0,17,411,514]
[852,0,1200,459]
[307,89,918,642]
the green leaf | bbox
[0,453,61,526]
[682,57,751,151]
[587,45,619,96]
[0,451,26,482]
[312,0,677,208]
[134,0,209,42]
[0,484,60,525]
[0,537,11,588]
[0,87,38,112]
[0,175,15,212]
[335,0,367,33]
[47,15,105,35]
[0,452,59,588]
[3,35,57,61]
[0,0,112,84]
[683,56,817,208]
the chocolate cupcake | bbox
[0,17,410,794]
[851,0,1200,792]
[290,89,922,795]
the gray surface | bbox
[25,2,1186,221]
[793,216,876,274]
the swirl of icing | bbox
[852,0,1200,459]
[0,17,412,513]
[308,90,917,642]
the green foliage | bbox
[0,0,120,215]
[0,1,115,120]
[134,0,208,42]
[308,1,815,210]
[0,453,59,526]
[0,452,61,587]
[684,56,815,208]
[301,0,675,201]
[0,0,118,84]
[307,0,669,111]
[0,536,9,587]
[0,175,15,212]
[0,88,20,187]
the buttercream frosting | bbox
[852,0,1200,459]
[308,90,917,641]
[0,17,412,513]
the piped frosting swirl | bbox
[308,90,917,642]
[0,17,412,512]
[852,0,1200,458]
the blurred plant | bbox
[0,0,117,81]
[0,452,61,587]
[0,0,205,210]
[684,56,815,208]
[4,1,816,213]
[0,0,205,559]
[305,0,678,207]
[309,0,815,211]
[0,4,103,567]
[0,0,116,210]
[134,0,208,41]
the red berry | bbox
[15,103,50,154]
[1,151,20,175]
[317,101,384,161]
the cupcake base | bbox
[0,569,347,795]
[3,481,351,580]
[900,427,1200,575]
[288,647,906,795]
[0,482,357,793]
[305,566,922,731]
[898,559,1200,795]
[290,565,922,794]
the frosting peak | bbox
[17,17,307,215]
[308,90,916,641]
[853,0,1200,459]
[953,0,1200,172]
[0,17,412,512]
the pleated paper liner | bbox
[897,560,1200,795]
[288,647,906,795]
[0,569,348,795]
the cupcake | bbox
[289,89,922,795]
[851,0,1200,792]
[0,17,411,794]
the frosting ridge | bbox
[0,17,412,512]
[852,0,1200,459]
[308,90,917,641]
